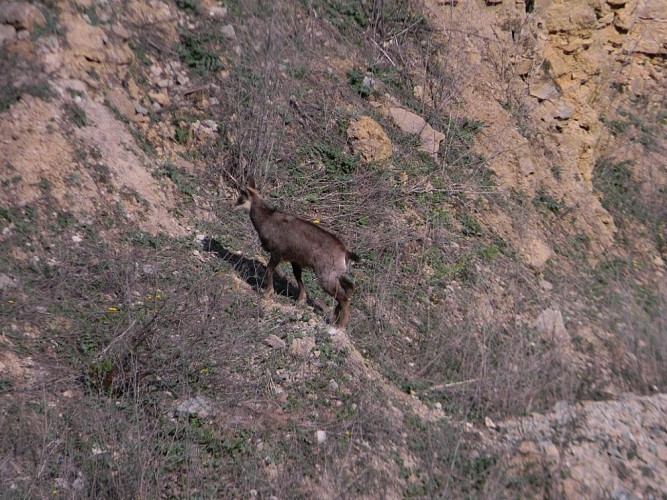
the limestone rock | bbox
[552,99,574,120]
[264,334,286,349]
[521,237,553,269]
[110,23,132,41]
[514,59,532,76]
[175,395,214,418]
[61,12,131,64]
[221,24,236,40]
[596,12,615,28]
[389,107,427,135]
[0,2,46,31]
[627,22,667,55]
[209,6,228,19]
[106,88,136,121]
[0,273,17,290]
[614,9,636,32]
[347,116,392,162]
[545,3,597,33]
[388,107,445,155]
[606,0,626,6]
[533,308,569,346]
[529,82,559,101]
[0,24,16,45]
[519,156,535,176]
[497,394,667,498]
[290,337,316,358]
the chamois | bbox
[235,178,359,328]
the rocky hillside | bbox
[1,0,665,497]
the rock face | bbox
[496,394,667,498]
[347,115,393,162]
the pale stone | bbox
[111,23,132,40]
[389,106,427,135]
[596,12,615,28]
[209,6,228,19]
[149,89,170,106]
[553,99,574,120]
[347,115,393,162]
[0,2,46,31]
[614,10,636,32]
[519,156,535,176]
[627,23,667,55]
[545,3,597,33]
[534,308,569,345]
[0,25,17,44]
[106,89,136,121]
[388,107,445,155]
[221,24,236,40]
[264,334,286,349]
[175,395,214,418]
[290,337,315,358]
[529,82,559,101]
[518,440,539,455]
[514,59,532,76]
[61,12,131,64]
[522,237,553,269]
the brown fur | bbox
[235,179,359,327]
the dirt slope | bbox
[1,0,665,497]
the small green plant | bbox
[178,30,223,76]
[459,212,482,237]
[65,102,88,127]
[154,161,199,198]
[347,67,372,98]
[311,141,359,175]
[175,0,201,14]
[532,189,564,215]
[38,177,52,192]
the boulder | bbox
[388,107,445,155]
[533,308,569,346]
[0,25,17,45]
[347,115,393,162]
[529,82,560,101]
[290,337,316,358]
[545,2,597,33]
[0,2,46,31]
[106,88,136,121]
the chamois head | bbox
[233,177,259,212]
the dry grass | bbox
[1,0,665,497]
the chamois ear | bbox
[247,175,256,190]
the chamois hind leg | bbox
[320,274,354,328]
[264,253,281,297]
[291,263,307,303]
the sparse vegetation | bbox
[1,0,666,497]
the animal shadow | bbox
[200,237,323,313]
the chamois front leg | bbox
[291,263,307,303]
[264,253,281,297]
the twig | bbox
[371,38,396,67]
[182,85,209,96]
[97,319,137,358]
[427,379,478,391]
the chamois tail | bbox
[346,250,361,264]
